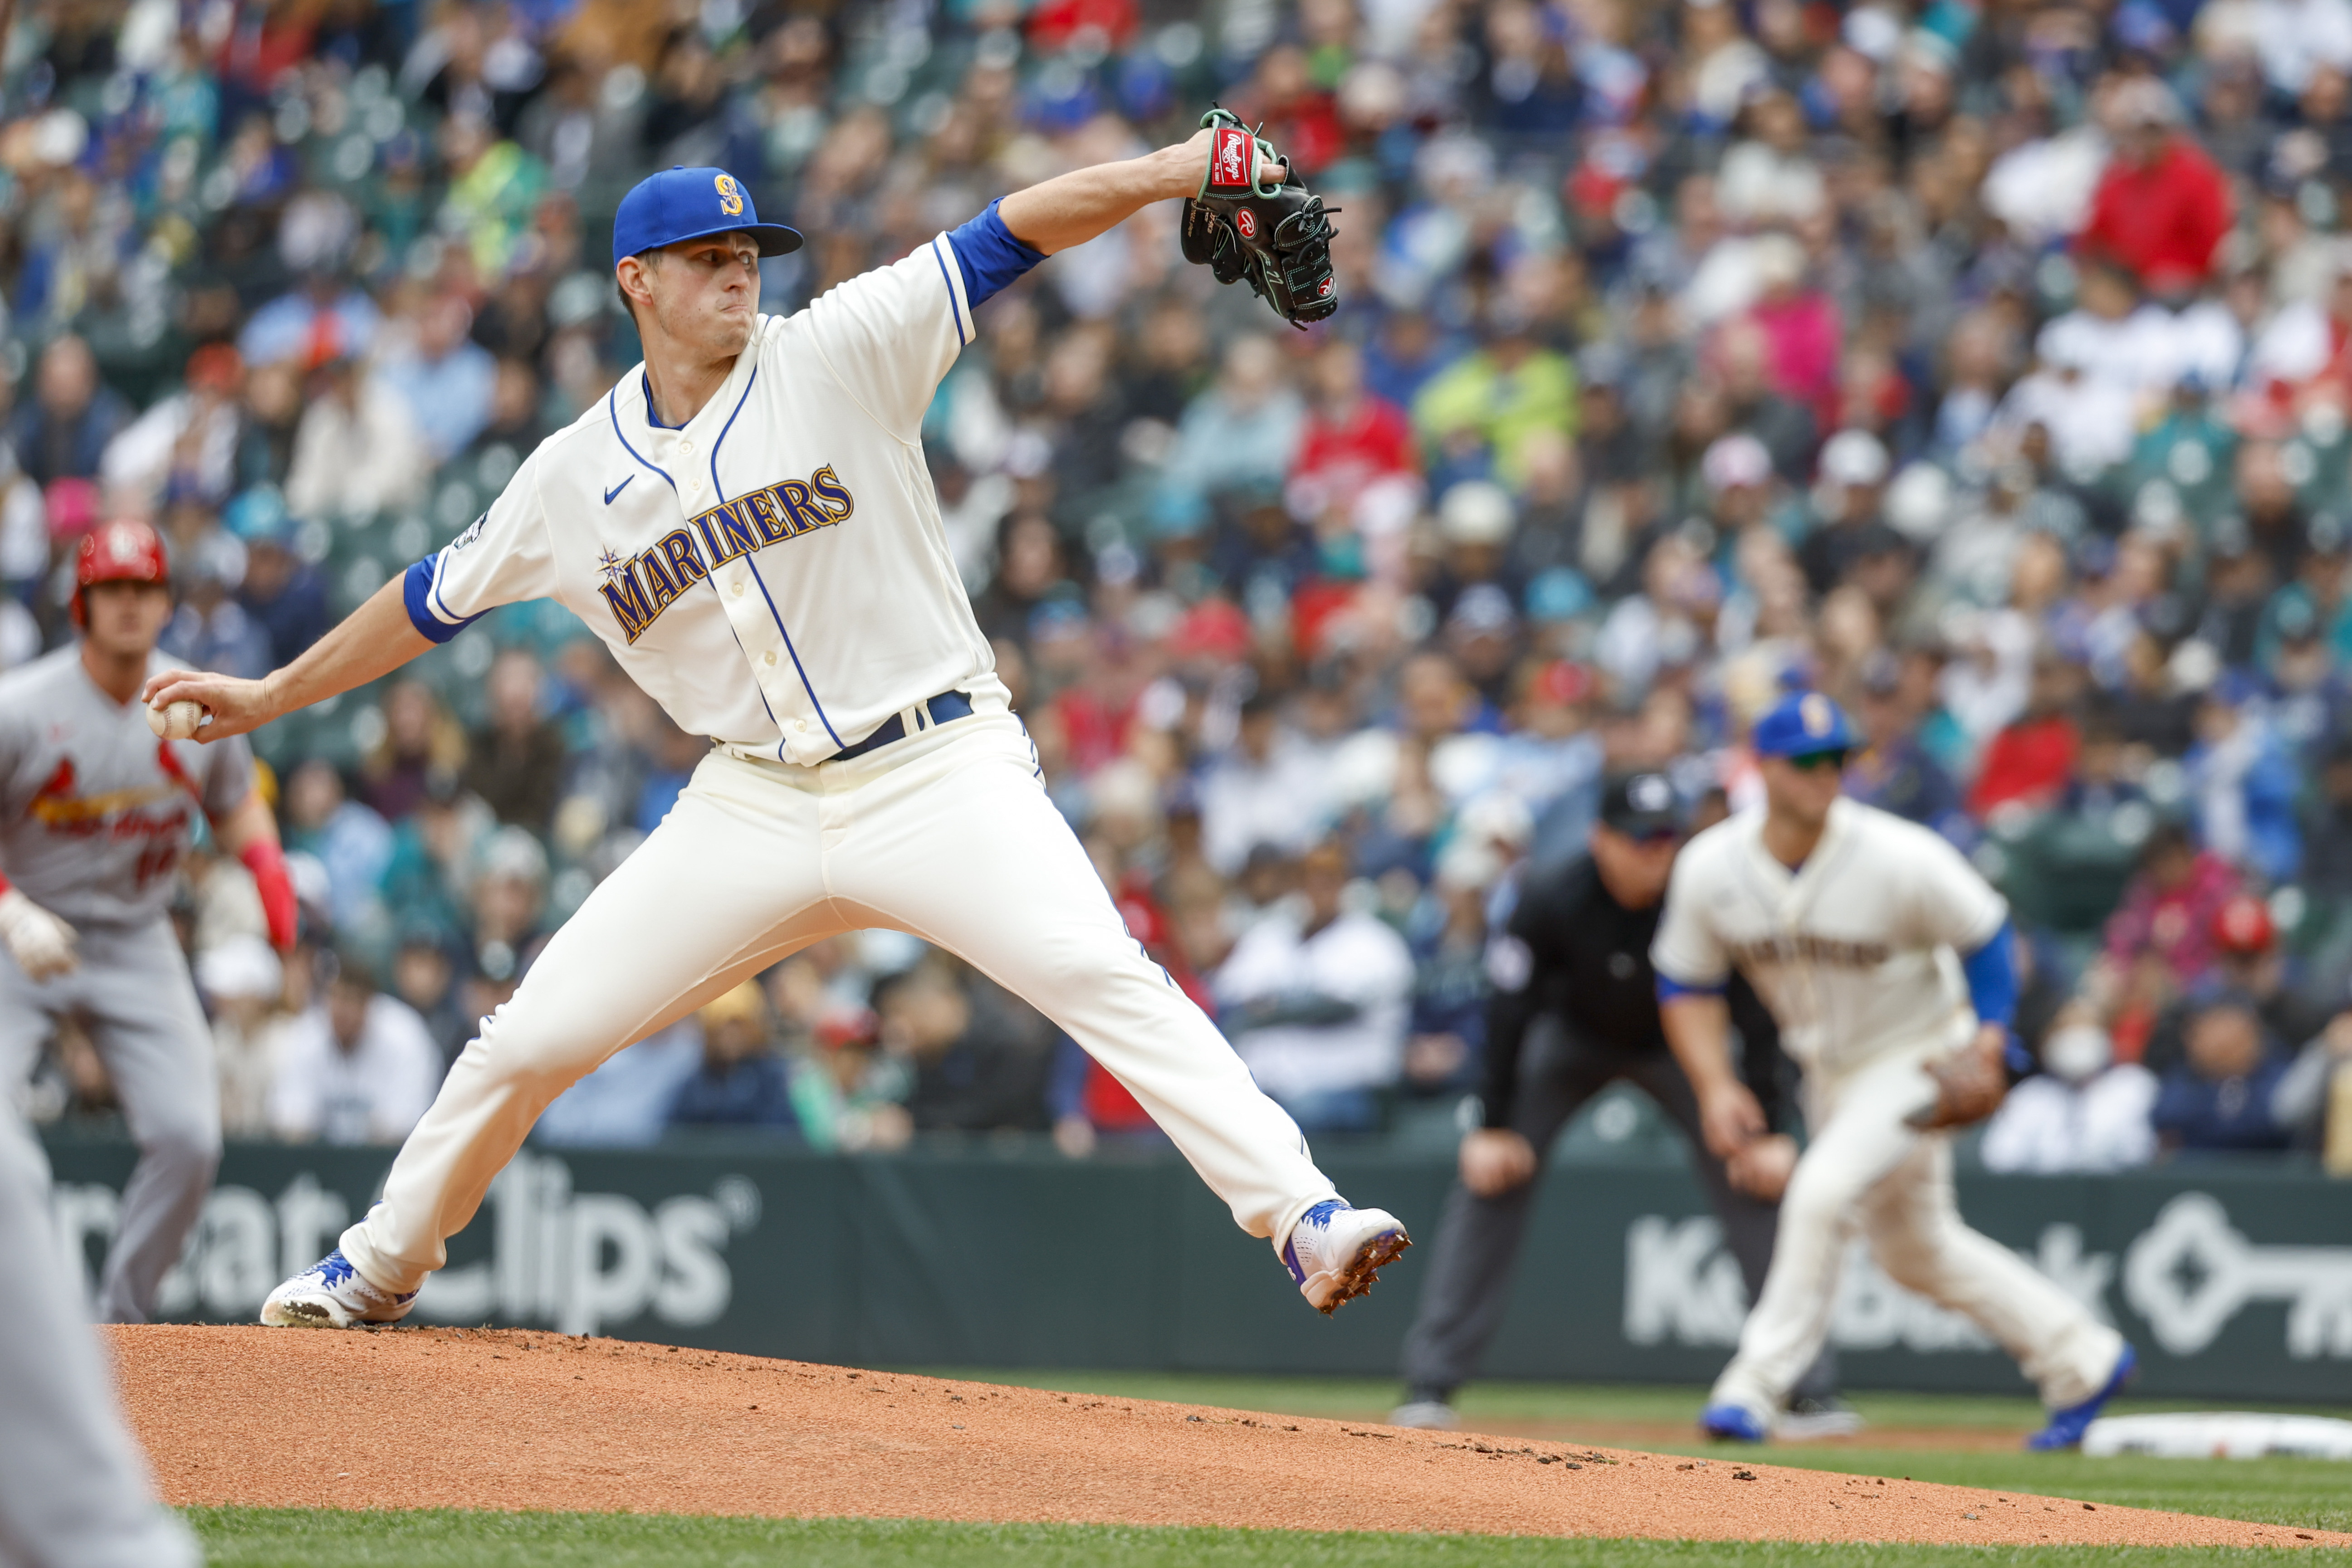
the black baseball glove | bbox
[1180,107,1340,329]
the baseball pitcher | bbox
[0,519,296,1323]
[148,132,1408,1329]
[1653,692,2134,1450]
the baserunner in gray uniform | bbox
[0,519,295,1322]
[0,1105,199,1566]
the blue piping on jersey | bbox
[930,237,967,347]
[402,557,484,644]
[699,364,835,755]
[607,384,679,491]
[1655,974,1726,1002]
[742,562,844,751]
[641,370,687,430]
[710,366,757,498]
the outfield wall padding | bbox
[40,1136,2352,1401]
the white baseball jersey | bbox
[406,232,1002,763]
[1650,796,2007,1078]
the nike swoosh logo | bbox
[604,477,633,505]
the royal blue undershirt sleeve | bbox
[946,199,1047,310]
[1960,918,2034,1070]
[1959,919,2018,1028]
[1656,975,1726,1003]
[402,557,483,645]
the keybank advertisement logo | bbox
[54,1152,761,1337]
[1625,1193,2352,1361]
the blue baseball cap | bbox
[611,166,801,268]
[1752,692,1858,757]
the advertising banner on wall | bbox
[42,1138,2352,1401]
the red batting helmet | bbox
[70,518,171,626]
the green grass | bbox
[184,1509,2352,1567]
[913,1371,2349,1439]
[914,1372,2352,1533]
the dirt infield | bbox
[110,1325,2342,1548]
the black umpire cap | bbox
[1598,771,1684,838]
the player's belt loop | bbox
[829,689,974,763]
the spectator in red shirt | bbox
[2077,78,2233,297]
[1967,648,2083,818]
[2103,821,2245,987]
[1291,338,1418,525]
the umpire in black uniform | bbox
[1392,773,1848,1433]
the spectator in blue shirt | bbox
[2153,992,2292,1154]
[666,982,802,1135]
[371,293,498,461]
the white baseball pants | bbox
[340,710,1337,1295]
[0,918,220,1323]
[1708,1042,2124,1418]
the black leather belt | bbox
[831,690,973,761]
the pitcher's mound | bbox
[111,1326,2335,1548]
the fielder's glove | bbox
[1181,107,1340,329]
[0,886,78,980]
[1906,1030,2010,1130]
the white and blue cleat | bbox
[259,1249,419,1329]
[1699,1402,1771,1443]
[2026,1343,2137,1451]
[1282,1200,1410,1314]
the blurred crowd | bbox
[15,0,2352,1167]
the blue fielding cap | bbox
[1753,691,1858,757]
[612,166,801,268]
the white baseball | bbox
[146,699,207,741]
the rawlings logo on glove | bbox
[1181,107,1340,329]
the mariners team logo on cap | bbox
[715,172,744,217]
[1801,693,1834,737]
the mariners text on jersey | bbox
[597,464,856,643]
[397,203,1046,766]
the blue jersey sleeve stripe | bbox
[944,200,1046,313]
[402,558,482,644]
[929,237,967,347]
[1655,974,1727,1002]
[740,557,845,750]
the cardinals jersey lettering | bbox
[1651,797,2007,1077]
[0,648,255,926]
[405,232,1005,765]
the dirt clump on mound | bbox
[111,1326,2337,1548]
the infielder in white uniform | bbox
[148,142,1409,1329]
[1652,693,2133,1450]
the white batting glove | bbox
[0,888,78,980]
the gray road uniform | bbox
[0,646,253,1321]
[0,1105,198,1567]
